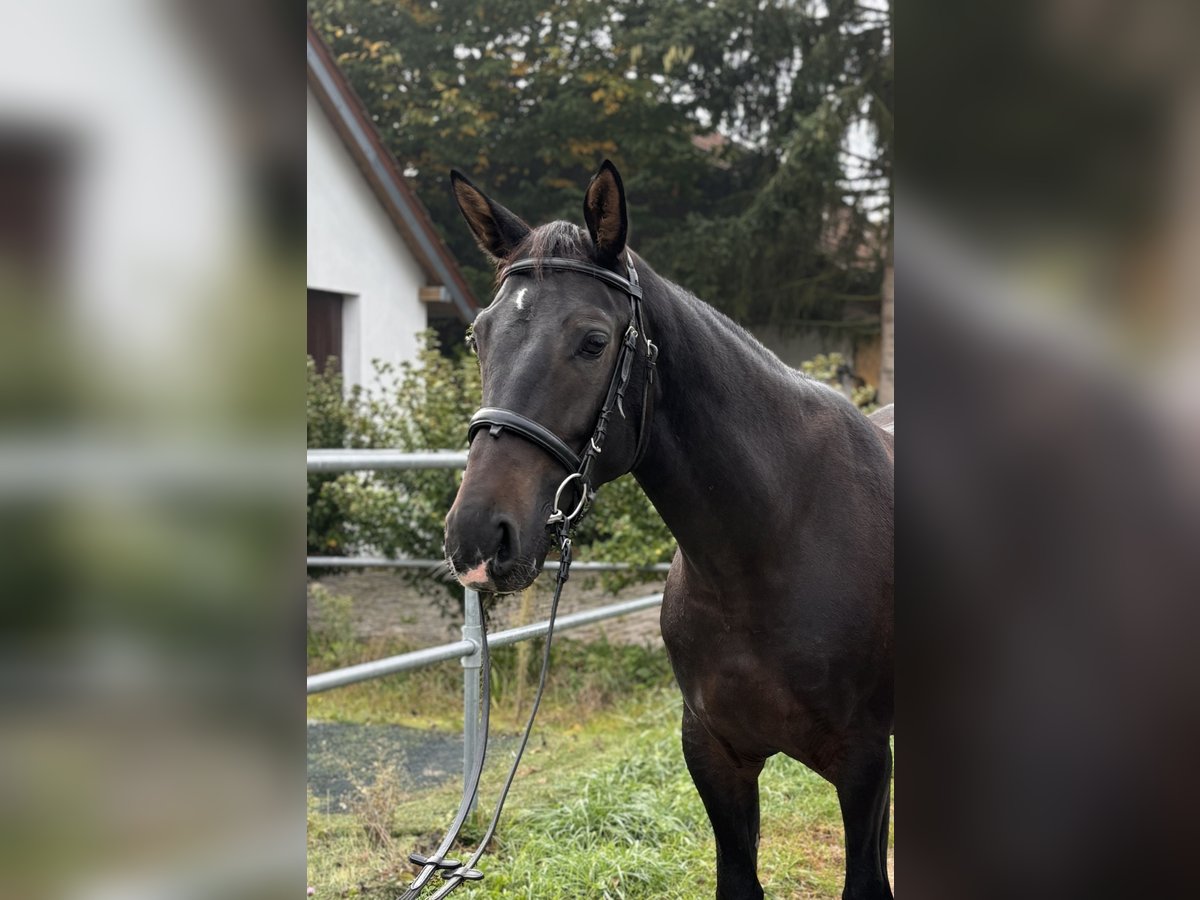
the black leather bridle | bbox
[467,251,659,533]
[400,253,659,900]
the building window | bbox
[307,288,343,373]
[0,132,74,287]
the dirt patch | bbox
[307,568,669,648]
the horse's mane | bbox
[498,220,848,402]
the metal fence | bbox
[306,449,667,809]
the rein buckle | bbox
[408,853,461,870]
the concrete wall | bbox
[307,89,427,388]
[753,325,857,369]
[752,325,882,387]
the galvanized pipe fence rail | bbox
[307,449,668,809]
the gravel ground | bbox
[307,721,517,813]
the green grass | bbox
[307,624,892,898]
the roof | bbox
[306,21,477,321]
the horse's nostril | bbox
[493,515,519,571]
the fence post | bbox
[460,587,483,814]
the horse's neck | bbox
[631,272,824,574]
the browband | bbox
[468,407,582,474]
[501,256,643,299]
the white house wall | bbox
[307,88,427,388]
[0,0,243,399]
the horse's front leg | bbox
[681,704,764,900]
[835,735,893,900]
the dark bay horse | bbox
[443,161,894,900]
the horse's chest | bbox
[661,590,797,739]
[659,579,859,767]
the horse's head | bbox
[444,160,649,593]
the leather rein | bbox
[400,253,658,899]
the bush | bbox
[572,472,675,590]
[311,340,481,562]
[307,334,481,607]
[799,351,879,411]
[306,358,360,558]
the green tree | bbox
[310,0,891,331]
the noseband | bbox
[466,251,659,532]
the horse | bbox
[442,160,894,900]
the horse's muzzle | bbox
[445,505,547,594]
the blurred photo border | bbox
[0,1,1197,898]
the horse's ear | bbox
[449,170,531,262]
[583,159,628,267]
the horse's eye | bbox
[579,332,609,358]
